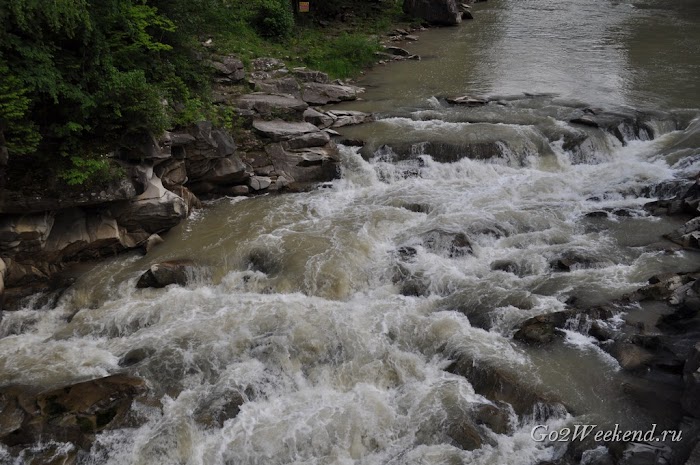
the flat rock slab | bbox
[301,83,359,105]
[253,120,320,141]
[236,93,308,114]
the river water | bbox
[2,1,700,464]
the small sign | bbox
[299,1,309,13]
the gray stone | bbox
[144,234,164,254]
[284,131,331,150]
[236,93,308,117]
[251,77,301,98]
[384,46,411,57]
[303,108,334,129]
[253,120,320,141]
[328,110,372,127]
[154,159,187,189]
[248,176,272,191]
[301,83,360,105]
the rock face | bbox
[403,0,462,26]
[0,374,146,451]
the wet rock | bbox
[253,120,320,142]
[194,391,245,428]
[420,230,473,257]
[514,306,618,345]
[403,0,462,25]
[265,143,340,187]
[446,95,488,106]
[396,246,418,261]
[0,213,55,257]
[136,260,196,288]
[0,374,146,450]
[246,249,281,274]
[384,46,412,57]
[118,347,155,367]
[236,93,308,119]
[619,442,673,465]
[490,259,521,275]
[607,341,655,371]
[514,316,563,344]
[143,234,164,254]
[301,83,360,105]
[328,110,373,128]
[473,402,513,435]
[447,356,566,418]
[170,185,202,214]
[549,250,604,272]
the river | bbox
[1,0,700,464]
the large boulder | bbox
[0,213,54,257]
[115,131,172,162]
[403,0,462,26]
[210,55,245,83]
[0,374,146,450]
[110,167,187,234]
[182,122,237,161]
[265,142,340,188]
[136,260,197,288]
[250,77,302,99]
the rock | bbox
[490,259,521,275]
[221,185,250,196]
[303,108,334,129]
[473,402,513,435]
[248,176,272,191]
[420,230,473,257]
[0,374,146,449]
[446,95,489,106]
[301,83,360,105]
[292,68,330,83]
[549,250,604,272]
[170,185,202,214]
[682,342,700,418]
[447,355,566,418]
[202,155,248,184]
[143,234,164,254]
[619,443,673,465]
[462,10,474,19]
[328,110,373,128]
[118,347,155,367]
[384,46,412,57]
[283,131,331,150]
[607,341,655,371]
[0,212,55,257]
[136,260,196,288]
[265,143,340,188]
[184,122,237,160]
[154,159,187,189]
[210,55,245,82]
[404,34,419,41]
[514,315,563,345]
[110,168,187,234]
[116,131,171,161]
[0,177,137,215]
[250,77,301,98]
[0,258,6,307]
[253,119,320,141]
[403,0,462,25]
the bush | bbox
[305,33,380,78]
[254,0,295,41]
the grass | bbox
[205,0,409,79]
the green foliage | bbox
[304,33,381,78]
[59,156,121,186]
[254,0,295,40]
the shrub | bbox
[254,0,295,41]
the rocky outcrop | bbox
[301,83,361,105]
[403,0,462,26]
[0,374,146,451]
